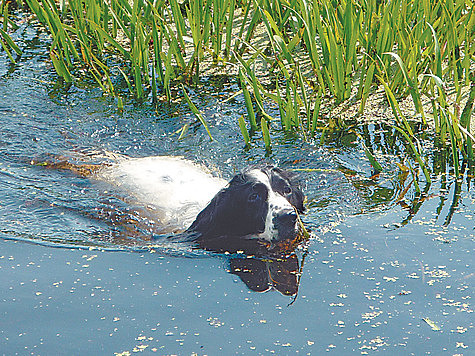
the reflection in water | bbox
[228,253,303,296]
[31,181,310,296]
[330,124,474,228]
[345,167,470,228]
[192,231,308,297]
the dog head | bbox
[187,166,305,243]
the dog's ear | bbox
[269,167,306,213]
[289,186,305,214]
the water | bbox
[0,19,473,355]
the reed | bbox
[6,0,473,176]
[0,0,21,63]
[181,84,213,140]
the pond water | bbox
[0,20,473,355]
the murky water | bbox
[0,19,473,355]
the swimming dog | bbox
[38,156,305,249]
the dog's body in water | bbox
[97,156,228,234]
[42,155,306,252]
[37,154,307,294]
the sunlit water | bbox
[0,18,473,355]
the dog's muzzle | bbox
[272,208,298,241]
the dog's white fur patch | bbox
[247,169,297,242]
[95,156,227,231]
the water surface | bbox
[0,19,473,355]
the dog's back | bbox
[95,156,227,232]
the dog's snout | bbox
[273,209,297,226]
[271,209,298,242]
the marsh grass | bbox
[2,0,474,183]
[0,3,21,63]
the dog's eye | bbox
[283,186,292,195]
[248,192,260,203]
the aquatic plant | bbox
[2,0,474,183]
[0,0,22,63]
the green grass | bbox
[2,0,474,183]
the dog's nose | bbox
[272,209,298,242]
[273,209,297,227]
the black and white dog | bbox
[187,165,305,244]
[43,155,305,249]
[93,156,305,247]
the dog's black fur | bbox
[186,166,305,245]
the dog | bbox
[186,164,305,243]
[38,155,305,250]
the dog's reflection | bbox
[188,226,308,296]
[228,253,301,296]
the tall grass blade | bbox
[355,132,383,173]
[310,89,322,134]
[224,0,235,58]
[378,75,414,136]
[181,85,214,140]
[238,115,250,146]
[0,27,21,55]
[151,64,158,104]
[0,33,16,63]
[239,68,258,130]
[393,125,431,183]
[459,76,475,131]
[359,63,375,113]
[426,22,442,79]
[118,66,134,95]
[261,116,271,152]
[275,79,285,128]
[384,52,425,123]
[443,110,460,177]
[459,77,475,161]
[50,50,72,82]
[168,0,187,50]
